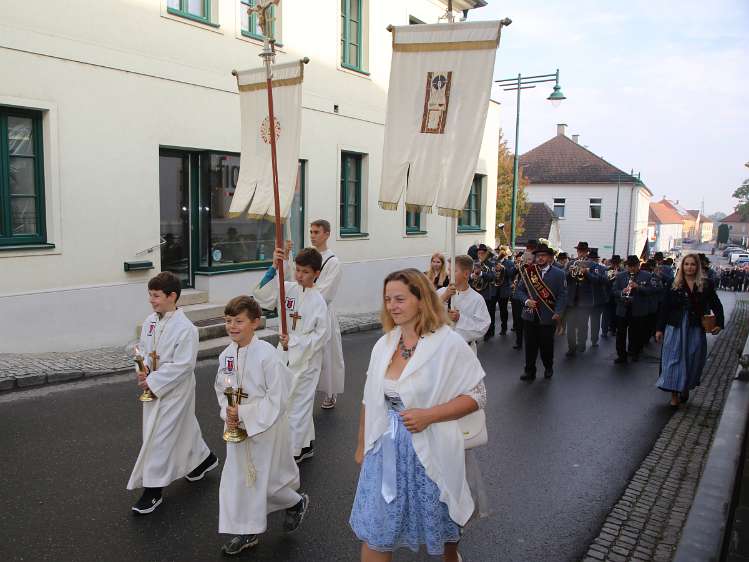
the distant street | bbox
[0,289,737,562]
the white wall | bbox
[524,182,646,258]
[654,223,683,252]
[0,0,499,351]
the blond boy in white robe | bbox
[215,295,309,556]
[438,255,492,353]
[128,272,216,515]
[254,247,328,463]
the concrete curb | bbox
[673,326,749,561]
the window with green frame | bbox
[240,0,276,40]
[340,152,363,235]
[341,0,366,72]
[406,209,425,234]
[458,175,484,232]
[0,107,47,247]
[167,0,214,25]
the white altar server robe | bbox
[216,339,301,535]
[127,309,210,489]
[362,326,485,526]
[254,279,328,455]
[437,287,491,349]
[316,249,346,396]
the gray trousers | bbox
[566,306,591,352]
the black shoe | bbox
[500,329,507,336]
[284,493,309,533]
[631,354,640,362]
[565,350,576,358]
[520,372,536,381]
[512,343,522,350]
[221,535,259,556]
[614,356,628,364]
[186,452,219,482]
[294,445,314,464]
[132,488,163,515]
[544,369,553,379]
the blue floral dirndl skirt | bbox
[349,396,461,555]
[656,311,707,393]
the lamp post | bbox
[495,69,566,250]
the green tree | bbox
[733,178,749,219]
[717,223,730,244]
[495,130,529,247]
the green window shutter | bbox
[0,107,47,246]
[341,0,363,71]
[458,175,483,232]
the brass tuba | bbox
[569,259,591,281]
[470,259,491,292]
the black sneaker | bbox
[221,535,259,556]
[283,493,309,533]
[294,446,314,464]
[614,356,628,364]
[519,372,536,381]
[132,488,163,515]
[544,369,553,379]
[186,452,219,482]
[565,350,576,358]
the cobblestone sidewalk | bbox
[0,311,382,392]
[582,301,749,562]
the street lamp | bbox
[495,69,566,249]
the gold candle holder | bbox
[126,341,156,402]
[223,385,249,443]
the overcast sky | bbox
[467,0,748,215]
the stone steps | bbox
[197,329,278,360]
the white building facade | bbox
[0,0,499,352]
[520,125,651,258]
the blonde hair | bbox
[381,269,448,335]
[424,252,448,286]
[673,253,704,292]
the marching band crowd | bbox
[123,222,726,561]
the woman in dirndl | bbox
[656,253,724,407]
[350,269,486,562]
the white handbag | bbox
[460,409,488,449]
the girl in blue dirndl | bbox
[655,254,723,407]
[350,269,486,562]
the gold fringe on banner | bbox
[437,207,463,219]
[247,212,288,224]
[393,40,498,53]
[238,75,303,92]
[379,201,399,211]
[405,203,433,214]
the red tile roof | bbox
[722,211,749,223]
[519,134,649,192]
[649,202,685,224]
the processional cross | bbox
[248,0,280,38]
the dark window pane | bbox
[9,158,35,195]
[159,154,191,287]
[8,117,33,156]
[346,204,356,227]
[11,197,37,235]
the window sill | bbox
[239,31,283,47]
[0,243,56,252]
[406,230,428,237]
[457,228,485,234]
[339,232,369,239]
[339,64,371,77]
[163,9,222,32]
[195,261,273,275]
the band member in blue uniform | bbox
[510,252,526,350]
[565,242,603,357]
[516,244,567,381]
[613,256,655,364]
[469,244,497,341]
[587,248,607,347]
[601,255,622,337]
[494,246,516,336]
[554,252,569,270]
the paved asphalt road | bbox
[0,291,736,562]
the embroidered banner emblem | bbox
[147,322,156,337]
[226,357,235,372]
[420,71,452,134]
[260,116,281,144]
[285,297,296,310]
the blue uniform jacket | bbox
[566,259,605,308]
[497,258,516,299]
[515,265,568,325]
[613,270,655,318]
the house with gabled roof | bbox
[649,201,684,252]
[519,124,652,258]
[721,211,749,246]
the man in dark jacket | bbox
[516,244,568,381]
[469,244,497,340]
[565,241,603,356]
[613,255,655,363]
[494,247,516,336]
[588,248,607,347]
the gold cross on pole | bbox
[248,0,280,38]
[290,311,302,330]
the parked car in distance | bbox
[729,253,749,264]
[723,246,746,257]
[734,257,749,267]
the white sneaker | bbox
[321,395,337,409]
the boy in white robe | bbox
[216,295,309,556]
[438,255,492,353]
[308,219,346,409]
[254,247,328,463]
[128,272,217,515]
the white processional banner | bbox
[230,60,304,220]
[379,21,501,217]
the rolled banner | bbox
[378,21,502,217]
[230,60,305,221]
